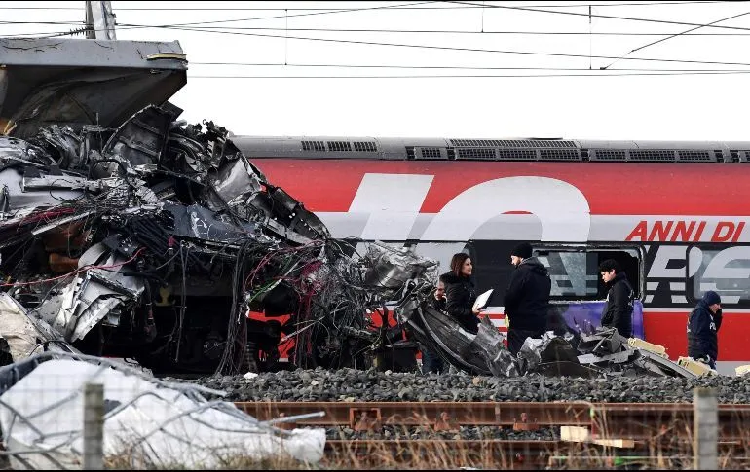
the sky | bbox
[4,1,750,141]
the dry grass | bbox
[96,429,750,470]
[9,401,750,469]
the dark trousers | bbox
[420,344,445,374]
[507,328,544,356]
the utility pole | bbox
[85,1,117,40]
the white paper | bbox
[473,289,493,310]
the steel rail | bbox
[322,439,750,468]
[235,401,750,439]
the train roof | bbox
[233,135,750,163]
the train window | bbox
[467,240,642,303]
[535,247,641,301]
[690,246,750,306]
[536,251,598,298]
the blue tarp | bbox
[554,301,645,339]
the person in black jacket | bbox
[442,253,482,335]
[420,277,447,374]
[504,242,551,355]
[687,290,722,370]
[598,259,635,338]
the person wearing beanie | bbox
[687,290,723,370]
[598,259,635,338]
[503,242,551,355]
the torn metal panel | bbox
[240,185,330,243]
[0,293,43,361]
[163,203,259,243]
[0,167,83,210]
[634,350,697,379]
[206,157,263,207]
[102,104,176,168]
[578,350,638,366]
[397,298,517,377]
[467,316,518,377]
[44,245,144,343]
[0,38,187,138]
[578,328,628,356]
[364,242,437,290]
[518,333,582,376]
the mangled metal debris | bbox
[0,103,437,375]
[395,289,699,379]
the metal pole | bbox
[85,1,117,40]
[83,382,104,470]
[693,387,718,470]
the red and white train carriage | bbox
[236,135,750,374]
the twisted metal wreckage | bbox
[0,103,438,375]
[0,103,701,380]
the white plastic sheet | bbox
[0,356,325,469]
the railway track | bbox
[234,401,750,468]
[236,401,750,439]
[322,439,749,469]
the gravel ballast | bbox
[184,368,750,403]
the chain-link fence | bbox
[0,352,325,470]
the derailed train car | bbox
[234,135,750,375]
[0,104,453,375]
[0,38,447,376]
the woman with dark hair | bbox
[441,252,482,334]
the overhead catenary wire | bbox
[190,61,750,71]
[0,1,742,10]
[107,25,750,35]
[448,0,750,32]
[11,0,750,38]
[16,24,750,39]
[0,0,440,38]
[600,9,750,69]
[118,24,750,69]
[187,71,750,78]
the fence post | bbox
[693,387,718,470]
[83,382,104,470]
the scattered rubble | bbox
[394,287,701,379]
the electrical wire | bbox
[190,61,750,72]
[448,0,750,31]
[0,247,146,288]
[188,70,750,79]
[600,9,750,69]
[111,1,439,30]
[127,25,750,35]
[119,24,750,69]
[0,1,436,38]
[0,1,741,10]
